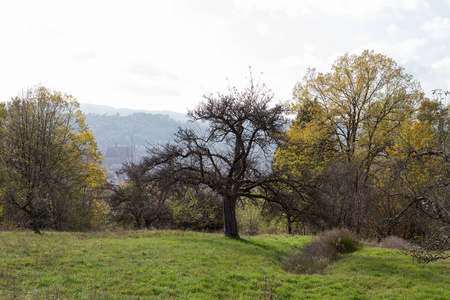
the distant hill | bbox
[80,103,188,122]
[81,104,188,180]
[84,112,182,158]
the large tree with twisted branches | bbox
[141,79,286,237]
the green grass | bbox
[0,230,449,299]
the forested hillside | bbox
[84,112,182,160]
[83,111,183,181]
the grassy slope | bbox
[0,230,449,299]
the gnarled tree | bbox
[140,79,286,237]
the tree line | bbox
[0,50,449,261]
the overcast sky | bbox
[1,0,450,113]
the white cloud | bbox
[432,56,450,70]
[126,63,165,78]
[386,24,399,36]
[398,38,429,59]
[431,56,450,78]
[279,43,332,71]
[73,51,97,63]
[397,0,430,12]
[257,22,269,36]
[303,42,315,54]
[423,17,450,39]
[355,38,428,63]
[118,81,181,98]
[234,0,430,19]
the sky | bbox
[1,0,450,113]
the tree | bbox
[107,162,171,229]
[381,90,450,262]
[287,50,424,178]
[257,173,313,234]
[170,185,223,231]
[0,103,5,224]
[141,78,286,237]
[384,144,450,262]
[273,98,335,175]
[0,86,106,233]
[273,50,425,234]
[108,164,223,230]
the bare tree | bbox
[140,78,286,237]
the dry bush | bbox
[319,228,361,254]
[282,228,361,275]
[281,246,331,275]
[379,236,413,250]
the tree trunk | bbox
[223,195,239,238]
[54,212,62,231]
[29,202,41,234]
[287,215,293,235]
[144,218,151,229]
[135,215,142,230]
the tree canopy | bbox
[136,79,287,237]
[278,50,424,180]
[0,86,106,233]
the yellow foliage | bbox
[0,85,107,230]
[280,50,424,178]
[388,120,435,156]
[275,100,335,174]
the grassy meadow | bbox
[0,230,449,299]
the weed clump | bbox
[281,241,332,274]
[319,228,360,254]
[255,274,279,300]
[282,228,360,275]
[379,236,412,250]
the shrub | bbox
[236,201,287,235]
[379,236,412,250]
[319,228,360,254]
[282,228,360,275]
[236,203,261,235]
